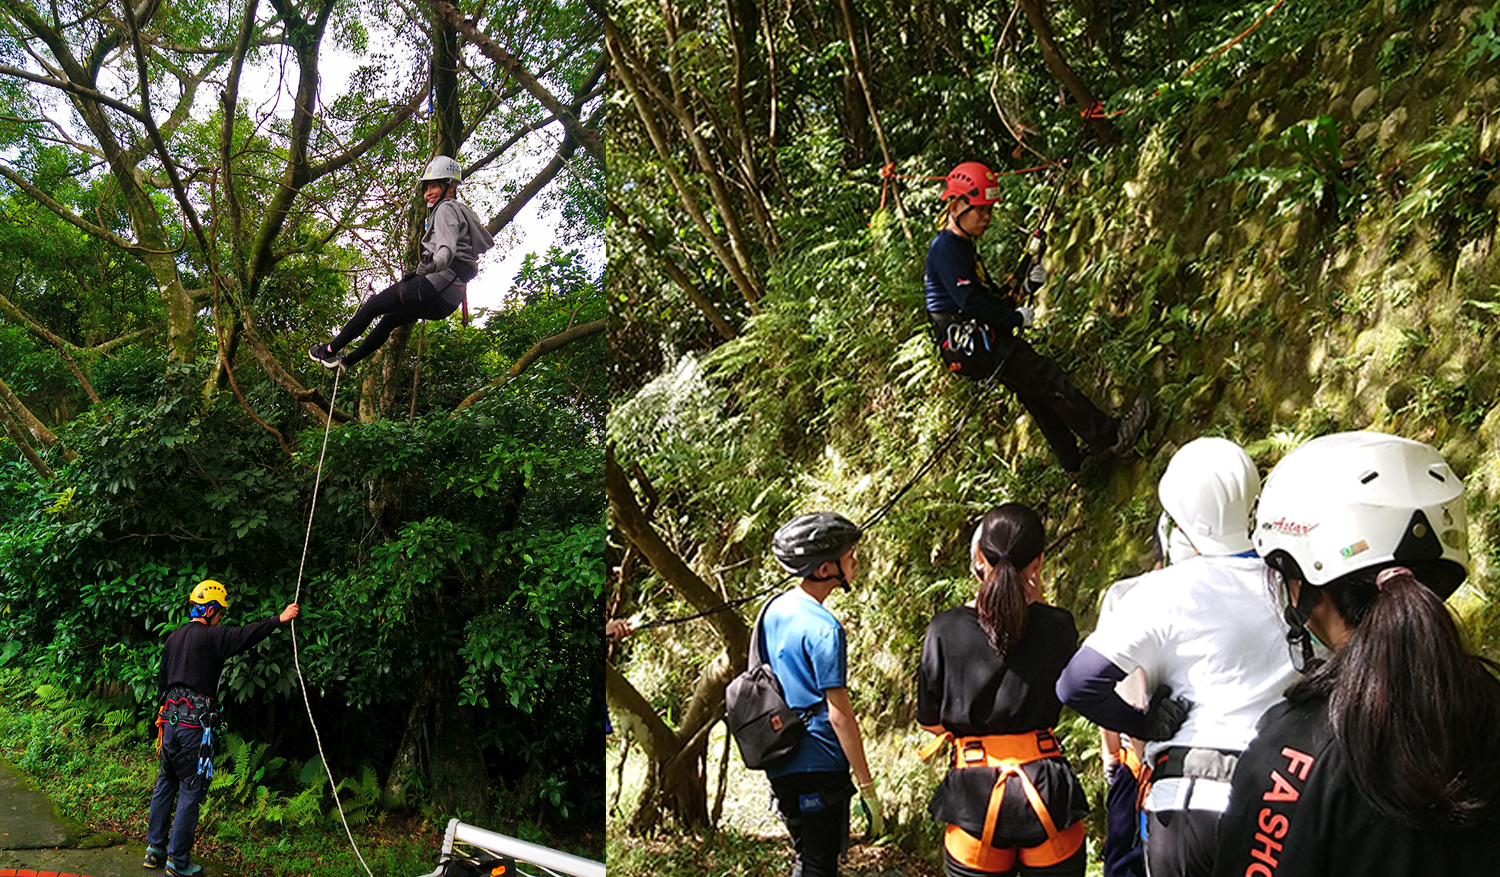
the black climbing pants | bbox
[330,275,457,366]
[770,771,855,877]
[994,337,1118,472]
[929,313,1118,471]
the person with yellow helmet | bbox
[308,154,495,370]
[143,580,299,876]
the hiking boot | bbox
[166,860,202,877]
[143,845,166,869]
[1111,396,1150,456]
[307,342,344,371]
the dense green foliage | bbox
[0,667,454,877]
[0,342,605,828]
[0,0,604,854]
[608,0,1500,868]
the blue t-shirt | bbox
[924,229,1022,331]
[761,587,848,777]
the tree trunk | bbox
[1017,0,1120,145]
[430,698,493,822]
[384,676,435,805]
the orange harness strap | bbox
[953,732,1064,850]
[922,730,1082,869]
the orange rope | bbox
[1088,0,1290,119]
[876,160,1061,214]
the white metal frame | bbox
[414,818,606,877]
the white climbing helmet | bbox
[1158,436,1260,557]
[418,155,462,190]
[1254,431,1468,595]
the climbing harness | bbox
[154,686,223,781]
[920,728,1086,870]
[289,366,377,877]
[942,318,992,365]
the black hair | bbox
[1288,565,1500,828]
[973,503,1045,658]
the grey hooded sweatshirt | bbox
[416,198,495,303]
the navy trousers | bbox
[146,724,210,868]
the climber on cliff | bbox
[309,155,494,371]
[924,161,1149,474]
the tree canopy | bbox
[0,0,604,846]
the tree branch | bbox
[428,0,603,163]
[483,129,578,237]
[119,0,214,263]
[0,165,169,255]
[606,449,749,657]
[0,62,149,125]
[454,319,604,411]
[306,84,426,182]
[0,376,59,478]
[607,21,763,305]
[607,200,736,341]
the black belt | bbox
[160,686,218,728]
[1151,746,1240,782]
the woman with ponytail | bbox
[916,503,1090,877]
[1213,432,1500,877]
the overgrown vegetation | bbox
[0,668,444,876]
[608,0,1500,871]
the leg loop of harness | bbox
[937,729,1084,870]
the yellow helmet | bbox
[189,579,230,608]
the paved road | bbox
[0,760,221,877]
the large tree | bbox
[0,0,605,832]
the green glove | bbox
[858,779,885,838]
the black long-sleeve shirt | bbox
[156,614,283,698]
[923,229,1025,331]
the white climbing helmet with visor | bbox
[1254,430,1468,596]
[418,155,462,193]
[1158,436,1260,558]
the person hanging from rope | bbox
[762,512,884,876]
[924,161,1149,475]
[309,155,495,371]
[144,580,299,877]
[916,504,1091,877]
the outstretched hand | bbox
[280,603,300,624]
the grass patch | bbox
[0,667,449,877]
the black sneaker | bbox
[1111,396,1150,456]
[143,845,166,869]
[308,343,343,370]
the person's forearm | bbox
[1057,646,1147,737]
[826,689,872,785]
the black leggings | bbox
[770,771,855,877]
[330,275,457,366]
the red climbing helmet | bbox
[942,162,1002,206]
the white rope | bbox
[289,367,376,877]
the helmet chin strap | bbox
[1282,576,1321,671]
[808,562,851,591]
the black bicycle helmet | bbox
[772,512,862,578]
